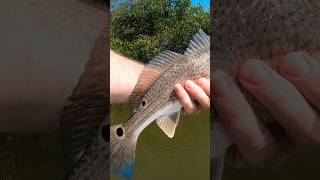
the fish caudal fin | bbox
[110,124,137,180]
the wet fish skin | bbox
[211,0,320,180]
[111,30,210,179]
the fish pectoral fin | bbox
[156,111,181,138]
[128,51,183,112]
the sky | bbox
[111,0,210,11]
[192,0,210,11]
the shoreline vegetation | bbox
[111,0,209,63]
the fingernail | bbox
[174,84,182,91]
[240,59,271,86]
[212,71,233,98]
[198,78,209,85]
[185,80,195,89]
[281,52,310,77]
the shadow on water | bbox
[0,133,71,180]
[110,104,210,180]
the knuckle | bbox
[301,115,320,146]
[250,140,269,155]
[177,91,188,103]
[280,52,310,77]
[196,93,206,102]
[224,107,243,123]
[184,108,193,115]
[194,92,210,107]
[239,60,258,79]
[183,103,194,114]
[245,140,274,167]
[176,89,185,98]
[269,94,289,110]
[189,86,200,95]
[201,98,210,108]
[186,105,197,114]
[181,97,190,106]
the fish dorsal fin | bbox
[185,29,210,54]
[128,51,183,112]
[156,111,181,138]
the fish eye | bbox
[116,127,124,137]
[141,101,146,106]
[101,125,109,141]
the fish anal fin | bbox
[156,111,181,138]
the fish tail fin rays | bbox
[211,120,232,180]
[110,124,137,180]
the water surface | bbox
[0,108,318,179]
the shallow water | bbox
[110,104,210,180]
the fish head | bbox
[110,124,137,180]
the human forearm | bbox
[110,50,144,103]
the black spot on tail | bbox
[116,127,124,137]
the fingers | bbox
[174,78,210,114]
[212,71,280,166]
[185,79,210,108]
[239,59,320,146]
[174,84,198,114]
[195,78,210,96]
[278,52,320,111]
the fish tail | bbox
[110,124,137,180]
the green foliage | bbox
[111,0,209,63]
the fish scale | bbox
[211,0,320,179]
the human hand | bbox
[174,78,210,114]
[212,51,320,167]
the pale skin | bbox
[212,51,320,167]
[110,50,210,113]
